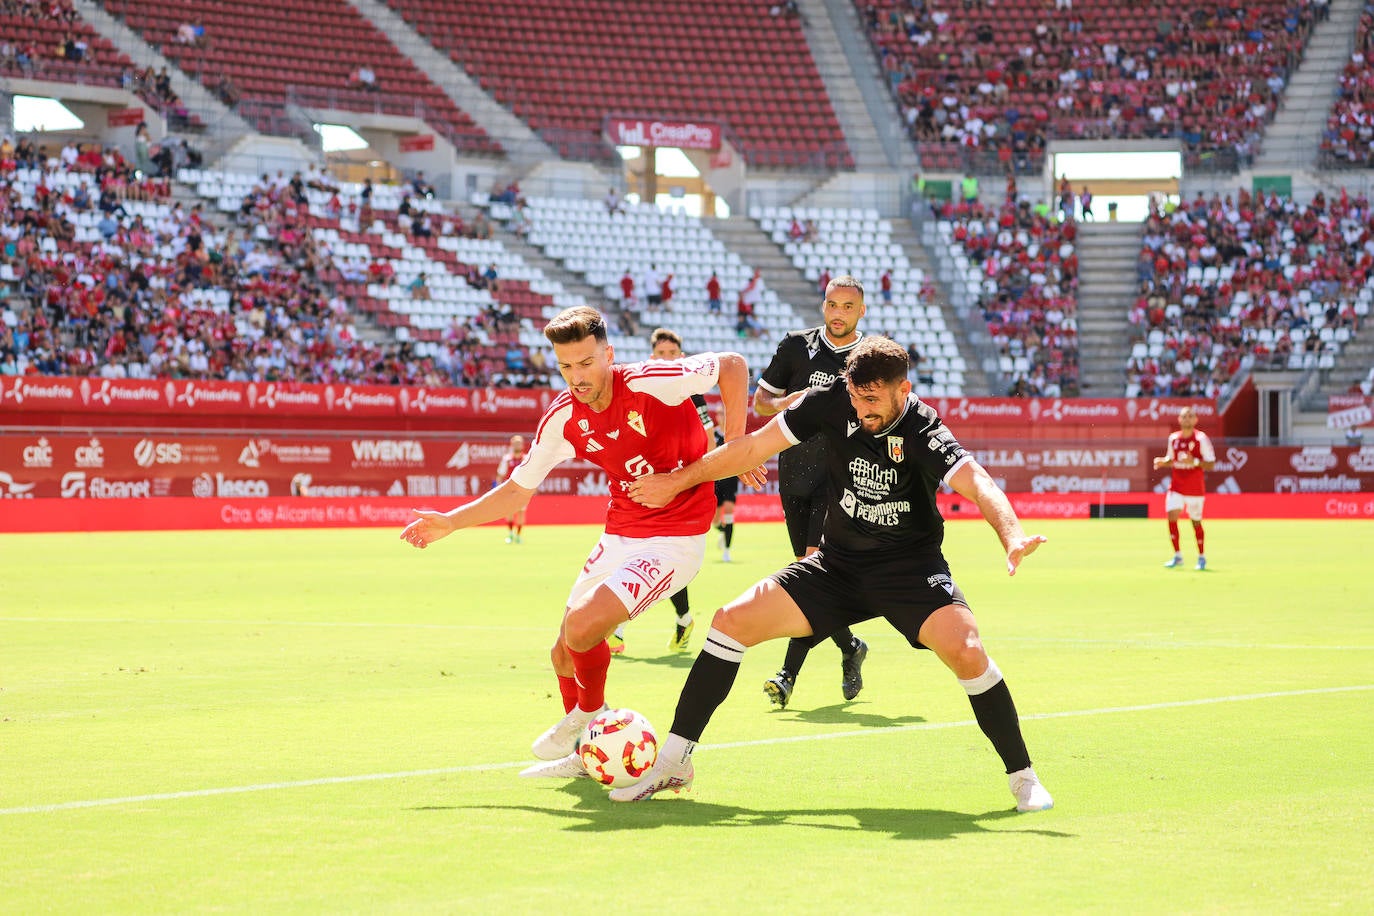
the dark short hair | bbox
[844,336,909,388]
[544,306,608,346]
[649,327,682,348]
[826,274,865,299]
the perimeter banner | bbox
[4,434,1374,500]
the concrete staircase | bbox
[342,0,556,170]
[72,0,255,160]
[706,217,818,323]
[797,0,918,173]
[886,219,991,395]
[487,220,609,312]
[1075,222,1142,395]
[1253,0,1362,172]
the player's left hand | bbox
[1006,534,1047,576]
[628,473,681,508]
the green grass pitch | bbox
[2,519,1371,912]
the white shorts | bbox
[1165,491,1206,520]
[567,533,706,620]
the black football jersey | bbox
[777,377,971,557]
[757,327,865,494]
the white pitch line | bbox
[3,684,1369,817]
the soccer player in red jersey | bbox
[494,434,526,544]
[400,306,758,777]
[1152,406,1216,570]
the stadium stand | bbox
[1127,188,1368,398]
[753,204,965,395]
[98,0,501,156]
[1321,1,1374,167]
[857,0,1319,174]
[922,191,1079,397]
[0,0,202,128]
[381,0,852,168]
[522,196,794,366]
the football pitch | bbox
[2,519,1371,913]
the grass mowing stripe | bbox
[6,683,1367,818]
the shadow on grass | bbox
[606,653,696,670]
[775,703,927,727]
[427,782,1069,839]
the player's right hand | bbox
[627,473,681,508]
[739,464,768,490]
[400,510,455,548]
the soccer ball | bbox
[579,707,658,787]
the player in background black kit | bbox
[615,337,1053,811]
[752,275,869,708]
[608,328,710,655]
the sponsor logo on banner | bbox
[351,439,425,467]
[401,388,470,413]
[238,441,261,467]
[78,378,160,407]
[2,378,78,406]
[1214,447,1249,472]
[1348,448,1374,473]
[167,381,243,409]
[1275,474,1362,493]
[0,470,37,497]
[1290,447,1338,473]
[22,436,53,467]
[326,386,398,412]
[74,438,105,468]
[61,471,153,499]
[134,439,184,467]
[193,472,270,497]
[387,480,406,497]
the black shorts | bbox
[780,493,826,558]
[714,476,738,504]
[770,549,969,650]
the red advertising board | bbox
[4,431,1374,505]
[0,377,556,430]
[605,117,722,150]
[106,107,146,127]
[1328,394,1374,430]
[933,396,1218,442]
[398,134,435,153]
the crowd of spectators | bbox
[861,0,1321,173]
[0,147,555,388]
[927,186,1080,396]
[1127,186,1366,397]
[1321,2,1374,167]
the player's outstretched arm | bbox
[712,351,768,489]
[948,459,1047,576]
[400,479,535,549]
[753,387,805,417]
[629,417,792,508]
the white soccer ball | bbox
[579,707,658,787]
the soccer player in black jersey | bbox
[753,275,870,707]
[617,336,1054,811]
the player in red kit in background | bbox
[495,434,527,544]
[1153,406,1215,570]
[400,306,758,779]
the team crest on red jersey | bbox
[626,410,647,436]
[887,435,905,463]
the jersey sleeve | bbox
[510,403,574,489]
[910,400,972,483]
[776,380,842,444]
[623,354,721,404]
[757,337,796,396]
[1196,431,1216,462]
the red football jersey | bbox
[513,357,722,536]
[1166,429,1215,496]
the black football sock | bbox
[723,523,734,547]
[670,588,690,618]
[780,636,811,678]
[959,659,1032,774]
[831,626,857,654]
[670,628,746,741]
